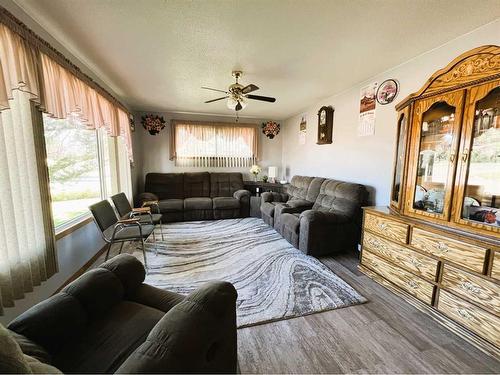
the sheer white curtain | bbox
[171,121,259,167]
[0,90,55,314]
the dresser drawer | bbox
[363,231,438,281]
[442,265,499,315]
[410,228,487,273]
[492,252,500,281]
[362,250,434,304]
[364,213,409,244]
[438,290,500,347]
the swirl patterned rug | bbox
[135,217,367,328]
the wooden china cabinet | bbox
[360,46,500,356]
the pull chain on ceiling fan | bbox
[202,71,276,113]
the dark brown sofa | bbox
[280,178,368,256]
[6,254,238,373]
[260,175,324,230]
[138,172,250,222]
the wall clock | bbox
[317,106,334,144]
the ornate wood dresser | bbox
[359,46,500,356]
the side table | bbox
[250,196,261,218]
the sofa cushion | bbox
[184,197,213,210]
[210,173,244,197]
[52,301,164,373]
[0,323,32,373]
[261,201,278,217]
[144,173,184,200]
[184,172,210,198]
[159,199,184,212]
[281,213,301,234]
[213,197,240,210]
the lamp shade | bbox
[268,166,277,179]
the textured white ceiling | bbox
[12,0,500,119]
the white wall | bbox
[132,111,284,194]
[281,19,500,206]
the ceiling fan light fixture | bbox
[226,95,247,111]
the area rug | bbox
[136,217,367,328]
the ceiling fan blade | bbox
[241,84,259,94]
[205,96,229,103]
[201,86,229,94]
[246,94,276,103]
[235,101,243,111]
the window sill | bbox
[55,213,94,240]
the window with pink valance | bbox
[0,22,133,160]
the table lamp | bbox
[268,166,277,183]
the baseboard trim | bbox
[52,243,108,295]
[358,264,500,359]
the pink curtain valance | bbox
[0,22,133,160]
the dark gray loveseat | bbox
[280,178,368,256]
[138,172,250,222]
[6,254,238,373]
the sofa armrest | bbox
[116,281,238,374]
[299,210,350,224]
[286,199,313,209]
[233,189,251,217]
[261,191,288,203]
[233,189,250,200]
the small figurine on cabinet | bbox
[317,106,334,144]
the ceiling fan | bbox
[202,71,276,112]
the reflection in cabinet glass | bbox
[391,112,407,204]
[461,86,500,228]
[413,102,456,214]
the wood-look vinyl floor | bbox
[96,243,500,374]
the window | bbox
[43,115,113,229]
[171,121,259,167]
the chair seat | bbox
[103,224,155,241]
[281,213,301,234]
[184,197,212,210]
[212,197,240,210]
[138,213,162,224]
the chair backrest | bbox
[210,173,244,197]
[111,193,132,217]
[89,200,118,233]
[285,176,325,202]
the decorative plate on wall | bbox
[376,79,399,105]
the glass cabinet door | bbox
[405,91,464,221]
[390,108,409,210]
[455,82,500,233]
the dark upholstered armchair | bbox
[280,179,368,256]
[260,176,324,231]
[6,254,238,373]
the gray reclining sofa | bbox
[138,172,250,222]
[262,176,367,256]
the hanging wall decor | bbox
[299,115,307,145]
[262,121,280,139]
[317,106,334,144]
[141,114,166,135]
[376,79,399,105]
[358,82,378,137]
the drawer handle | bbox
[407,280,419,289]
[410,257,422,267]
[457,308,473,320]
[378,223,388,231]
[460,281,481,295]
[436,242,448,253]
